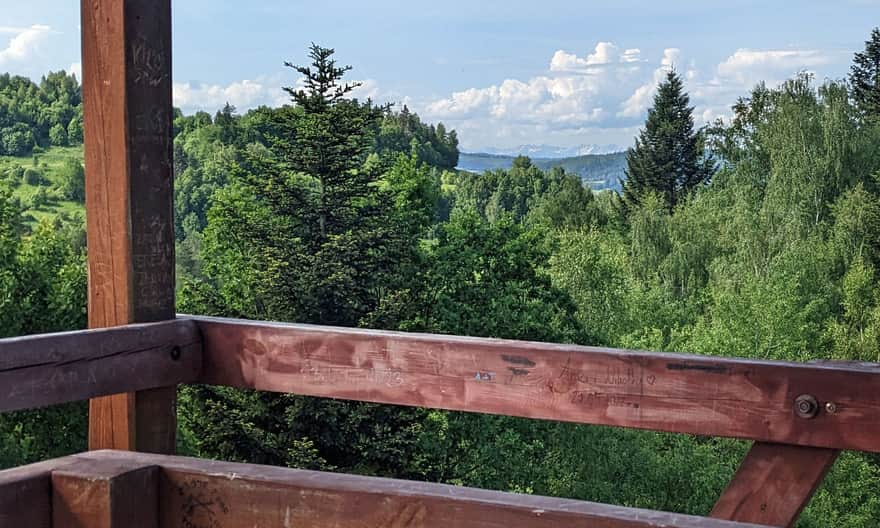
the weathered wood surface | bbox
[82,0,176,453]
[61,450,764,528]
[194,316,880,453]
[711,443,839,527]
[0,458,78,528]
[0,320,201,413]
[52,456,159,528]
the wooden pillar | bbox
[52,458,159,528]
[81,0,176,453]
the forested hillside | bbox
[458,151,626,191]
[3,30,880,527]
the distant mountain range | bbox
[458,151,628,192]
[478,143,624,159]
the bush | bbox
[0,125,36,157]
[2,166,24,187]
[67,115,84,144]
[57,159,85,201]
[48,124,68,147]
[22,168,48,186]
[27,187,50,210]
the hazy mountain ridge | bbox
[458,151,627,191]
[479,143,623,158]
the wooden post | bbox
[52,457,159,528]
[81,0,176,453]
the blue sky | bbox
[2,1,878,150]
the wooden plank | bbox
[82,0,176,453]
[193,316,880,453]
[711,443,839,527]
[52,456,159,528]
[0,320,200,413]
[0,457,79,528]
[70,450,764,528]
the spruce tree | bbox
[850,27,880,121]
[622,70,712,212]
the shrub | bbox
[23,168,48,186]
[49,124,68,147]
[57,159,85,201]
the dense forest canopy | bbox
[3,30,880,527]
[0,71,82,156]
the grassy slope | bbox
[0,146,85,225]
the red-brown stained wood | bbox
[52,456,159,528]
[193,316,880,453]
[0,458,78,528]
[82,0,176,453]
[711,443,839,527]
[0,320,201,413]
[68,450,764,528]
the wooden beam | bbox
[0,320,201,413]
[52,456,159,528]
[81,0,176,453]
[65,450,763,528]
[711,443,839,527]
[0,458,78,528]
[193,316,880,453]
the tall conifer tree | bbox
[850,27,880,121]
[622,70,712,212]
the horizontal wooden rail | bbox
[0,450,769,528]
[0,320,201,413]
[192,315,880,453]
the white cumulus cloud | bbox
[0,25,51,66]
[715,48,835,86]
[423,44,680,149]
[550,42,643,72]
[418,43,846,150]
[172,76,393,114]
[173,79,287,112]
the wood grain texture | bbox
[66,450,765,528]
[82,0,176,453]
[711,443,839,527]
[0,320,200,413]
[52,456,159,528]
[193,316,880,452]
[0,458,78,528]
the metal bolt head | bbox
[795,394,819,419]
[825,401,837,415]
[170,346,182,361]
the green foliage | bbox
[374,105,459,170]
[57,158,85,201]
[623,70,714,212]
[0,71,82,156]
[49,123,68,146]
[449,156,602,228]
[0,185,87,468]
[22,167,47,186]
[850,27,880,120]
[458,151,627,192]
[5,44,880,526]
[381,210,583,342]
[179,44,441,473]
[1,123,36,156]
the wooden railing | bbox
[3,316,880,527]
[3,450,766,528]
